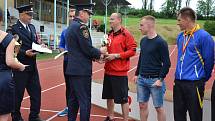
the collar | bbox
[19,20,28,28]
[74,18,87,25]
[184,24,200,36]
[109,27,125,36]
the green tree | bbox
[161,0,178,18]
[177,0,182,11]
[185,0,191,6]
[197,0,215,18]
[141,0,148,10]
[149,0,154,11]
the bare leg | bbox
[156,107,166,121]
[121,103,129,121]
[0,114,10,121]
[107,99,115,119]
[139,102,149,121]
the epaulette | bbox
[80,24,87,29]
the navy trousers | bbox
[67,76,91,121]
[173,80,205,121]
[11,69,41,120]
[63,60,70,106]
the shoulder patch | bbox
[80,24,89,39]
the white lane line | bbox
[21,107,59,113]
[23,83,65,100]
[46,112,60,121]
[92,68,103,74]
[23,68,104,100]
[21,106,125,120]
[45,113,125,121]
[169,45,177,57]
[39,65,61,71]
[128,66,137,73]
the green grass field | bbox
[92,16,206,46]
[36,52,59,60]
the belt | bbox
[141,75,159,78]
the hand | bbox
[41,43,47,48]
[104,54,118,61]
[19,65,29,71]
[152,79,162,87]
[100,46,107,54]
[25,49,37,57]
[133,76,138,84]
[59,48,65,52]
[95,59,105,64]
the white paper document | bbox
[54,50,68,60]
[32,42,52,53]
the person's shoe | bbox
[29,117,45,121]
[57,107,68,117]
[104,116,115,121]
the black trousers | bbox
[173,80,205,121]
[63,60,70,106]
[11,69,41,120]
[67,76,91,121]
[212,80,215,121]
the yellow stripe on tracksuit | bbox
[196,87,204,109]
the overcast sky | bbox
[126,0,198,11]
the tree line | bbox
[138,0,215,19]
[94,0,215,20]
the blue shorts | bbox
[137,76,166,108]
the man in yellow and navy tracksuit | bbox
[174,7,214,121]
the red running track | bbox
[8,45,214,121]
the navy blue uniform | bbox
[7,20,42,121]
[65,18,101,121]
[0,34,14,115]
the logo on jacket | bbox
[82,29,89,38]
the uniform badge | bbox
[80,25,89,39]
[82,29,89,38]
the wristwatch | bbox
[114,54,120,59]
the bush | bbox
[204,21,215,36]
[97,24,105,33]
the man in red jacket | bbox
[102,13,137,121]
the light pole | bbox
[4,0,7,31]
[54,0,57,50]
[102,0,111,35]
[66,0,69,26]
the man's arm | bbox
[202,34,214,81]
[159,40,171,81]
[77,25,102,59]
[59,30,66,52]
[119,33,137,59]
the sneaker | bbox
[57,107,68,117]
[104,116,115,121]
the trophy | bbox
[13,34,21,62]
[101,34,109,47]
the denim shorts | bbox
[137,76,166,107]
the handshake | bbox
[97,46,120,64]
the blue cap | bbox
[75,3,95,15]
[17,4,33,13]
